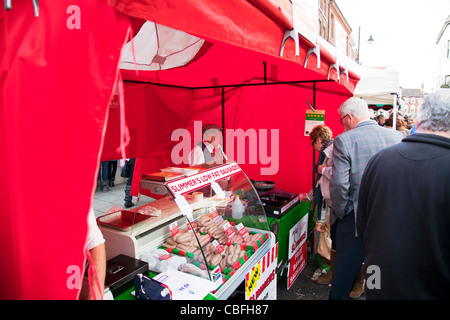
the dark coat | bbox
[357,133,450,299]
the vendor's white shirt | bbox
[86,208,105,251]
[189,142,224,166]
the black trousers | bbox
[124,158,136,202]
[108,160,118,182]
[329,211,365,300]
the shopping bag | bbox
[121,160,131,177]
[317,226,332,261]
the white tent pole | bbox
[393,94,397,130]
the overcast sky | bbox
[336,0,450,91]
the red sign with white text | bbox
[287,215,308,289]
[166,162,242,197]
[223,222,235,238]
[236,223,250,238]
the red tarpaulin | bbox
[0,1,129,299]
[1,0,359,299]
[112,81,351,198]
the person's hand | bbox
[299,193,310,201]
[316,223,326,233]
[317,164,326,174]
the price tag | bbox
[236,223,250,238]
[210,181,226,199]
[222,222,235,238]
[211,266,224,289]
[212,240,225,255]
[209,206,219,221]
[186,213,196,231]
[174,195,193,217]
[169,221,179,237]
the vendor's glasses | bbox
[339,114,349,122]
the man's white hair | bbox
[417,89,450,132]
[338,97,370,118]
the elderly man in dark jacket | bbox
[357,89,450,299]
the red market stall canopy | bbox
[105,0,361,198]
[0,1,130,299]
[112,0,359,91]
[0,0,360,299]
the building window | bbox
[445,75,450,85]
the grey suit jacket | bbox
[330,120,404,223]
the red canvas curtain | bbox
[0,1,129,299]
[116,80,348,198]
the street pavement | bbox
[277,254,332,300]
[276,253,366,300]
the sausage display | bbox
[154,210,268,287]
[161,229,211,253]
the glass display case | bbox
[98,161,276,299]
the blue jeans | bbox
[97,161,109,183]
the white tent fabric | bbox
[351,63,400,106]
[121,21,205,71]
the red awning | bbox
[111,0,359,92]
[103,0,360,198]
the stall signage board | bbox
[166,162,242,198]
[287,215,308,289]
[304,110,325,136]
[245,243,278,300]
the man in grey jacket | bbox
[329,98,403,300]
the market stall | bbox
[352,63,401,127]
[0,0,360,299]
[353,65,401,106]
[99,162,277,299]
[98,1,361,298]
